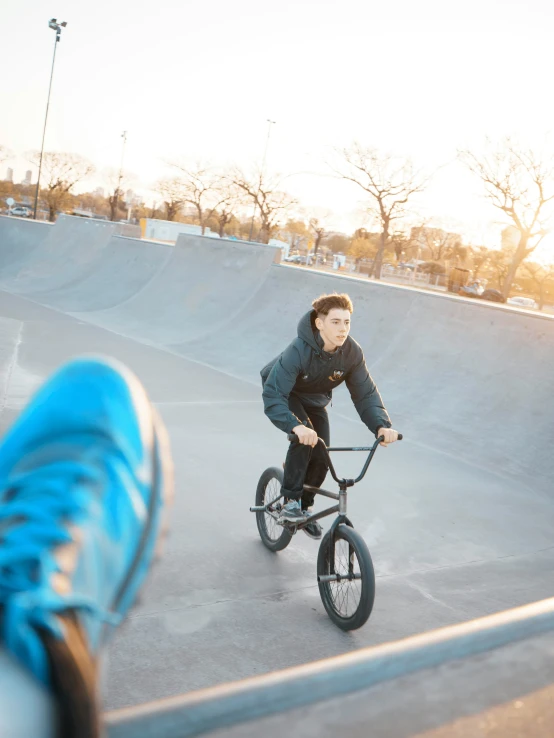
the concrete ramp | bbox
[0,216,52,277]
[0,216,279,342]
[0,215,125,296]
[73,234,278,345]
[34,236,174,313]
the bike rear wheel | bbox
[317,524,375,630]
[255,467,293,552]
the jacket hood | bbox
[297,310,328,355]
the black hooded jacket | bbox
[261,311,391,435]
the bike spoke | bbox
[328,538,362,618]
[263,477,282,541]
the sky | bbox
[1,0,554,255]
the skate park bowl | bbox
[0,214,554,736]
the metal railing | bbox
[105,596,554,738]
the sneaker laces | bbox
[0,457,121,684]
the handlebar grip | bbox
[378,432,403,441]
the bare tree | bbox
[103,168,137,222]
[27,151,94,221]
[451,241,469,266]
[309,213,331,258]
[167,162,219,234]
[470,246,491,280]
[155,177,186,221]
[232,169,297,244]
[524,262,554,310]
[410,225,460,262]
[333,143,428,278]
[205,178,245,237]
[487,248,514,291]
[460,139,554,298]
[108,176,122,222]
[389,230,411,262]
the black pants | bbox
[282,394,330,508]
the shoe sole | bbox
[95,358,175,628]
[303,528,322,540]
[150,405,174,564]
[113,406,174,614]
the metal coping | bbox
[105,596,554,737]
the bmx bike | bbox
[250,432,402,630]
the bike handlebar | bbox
[286,432,403,487]
[286,433,403,445]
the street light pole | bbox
[33,19,67,220]
[249,119,276,241]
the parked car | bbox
[284,254,306,264]
[459,282,506,303]
[507,296,537,309]
[9,206,32,218]
[480,289,506,303]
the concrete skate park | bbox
[1,213,554,737]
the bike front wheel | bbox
[317,524,375,630]
[255,467,293,552]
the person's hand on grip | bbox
[376,427,399,447]
[292,425,318,447]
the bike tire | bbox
[317,524,375,630]
[255,467,293,553]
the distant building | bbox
[94,187,105,198]
[22,170,32,186]
[5,168,13,183]
[501,225,520,250]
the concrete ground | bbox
[0,216,553,716]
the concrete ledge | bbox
[105,596,554,737]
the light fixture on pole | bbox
[33,18,68,220]
[249,119,276,241]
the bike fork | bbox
[328,486,354,576]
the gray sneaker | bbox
[302,510,323,540]
[278,500,305,525]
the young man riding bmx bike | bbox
[261,292,399,539]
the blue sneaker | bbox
[0,356,173,736]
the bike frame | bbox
[251,435,384,515]
[250,434,402,579]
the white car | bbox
[507,296,537,309]
[9,206,32,218]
